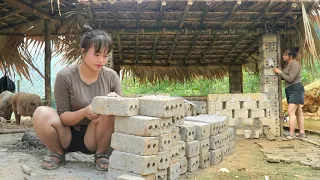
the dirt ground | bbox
[0,119,320,180]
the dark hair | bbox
[81,25,113,55]
[284,47,299,58]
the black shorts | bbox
[66,125,94,154]
[285,82,305,105]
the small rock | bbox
[311,161,320,170]
[218,168,230,173]
[265,154,280,163]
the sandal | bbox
[94,154,109,171]
[41,153,65,170]
[296,133,307,138]
[282,135,295,141]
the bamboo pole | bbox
[44,19,52,107]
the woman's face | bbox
[82,46,109,71]
[282,52,292,62]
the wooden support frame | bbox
[199,3,209,28]
[179,0,193,28]
[116,62,243,67]
[152,34,159,64]
[184,34,199,64]
[44,19,52,106]
[289,2,317,27]
[252,1,274,27]
[157,1,166,28]
[222,2,240,26]
[199,33,217,63]
[222,34,249,62]
[272,2,297,27]
[135,33,139,63]
[277,33,284,137]
[235,38,260,62]
[136,1,141,28]
[87,2,94,24]
[3,0,59,24]
[110,3,120,29]
[116,33,123,61]
[168,34,179,64]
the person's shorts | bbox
[285,82,305,105]
[66,125,94,154]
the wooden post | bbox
[277,33,283,137]
[229,65,243,94]
[44,19,52,106]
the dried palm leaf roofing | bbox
[0,0,319,83]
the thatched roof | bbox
[0,0,319,83]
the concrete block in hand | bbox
[92,96,139,116]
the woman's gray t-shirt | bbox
[54,65,122,125]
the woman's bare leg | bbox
[287,103,298,136]
[296,104,305,134]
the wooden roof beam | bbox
[0,17,39,31]
[179,0,193,29]
[184,34,199,64]
[222,2,240,26]
[157,1,167,28]
[116,33,123,61]
[222,34,249,62]
[87,2,94,24]
[151,34,159,64]
[116,62,243,67]
[136,1,142,28]
[110,2,120,29]
[3,0,59,24]
[199,33,217,63]
[252,1,274,27]
[135,33,139,63]
[167,34,179,64]
[289,2,317,27]
[273,2,297,27]
[235,38,260,62]
[199,2,209,28]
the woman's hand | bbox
[274,68,282,74]
[84,104,100,120]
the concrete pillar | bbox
[259,33,281,137]
[228,65,243,94]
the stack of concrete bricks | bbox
[259,34,281,137]
[183,100,208,117]
[184,114,236,167]
[207,93,273,138]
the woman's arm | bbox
[279,62,300,83]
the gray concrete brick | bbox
[208,94,221,101]
[117,174,146,180]
[108,168,155,180]
[170,146,179,164]
[248,93,267,101]
[251,109,264,118]
[179,157,188,175]
[186,140,200,158]
[219,94,234,101]
[92,96,139,116]
[210,134,221,150]
[210,149,222,165]
[226,101,240,110]
[167,162,180,180]
[139,95,184,118]
[159,134,172,152]
[115,116,161,137]
[228,128,236,142]
[199,151,210,169]
[190,101,207,114]
[111,132,159,156]
[177,141,186,158]
[233,94,250,101]
[157,151,170,170]
[234,109,248,119]
[156,169,167,180]
[184,103,193,117]
[218,110,232,118]
[243,101,257,109]
[109,150,157,175]
[171,128,181,147]
[184,114,228,136]
[221,146,228,159]
[208,101,223,112]
[187,155,200,172]
[172,114,184,126]
[184,121,210,140]
[199,139,210,155]
[160,117,173,134]
[178,124,195,142]
[228,118,238,127]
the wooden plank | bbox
[222,34,249,62]
[151,34,159,64]
[3,0,59,24]
[184,34,199,64]
[199,33,217,62]
[44,19,52,106]
[135,33,139,63]
[222,2,240,26]
[116,62,244,67]
[289,2,317,27]
[136,1,141,28]
[235,38,260,62]
[87,2,94,24]
[116,33,123,61]
[110,3,120,29]
[199,3,209,28]
[0,17,39,31]
[179,0,193,28]
[167,34,179,64]
[276,33,283,137]
[157,1,167,28]
[252,1,274,27]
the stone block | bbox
[92,96,139,116]
[226,101,240,110]
[177,141,186,158]
[178,124,196,142]
[221,146,228,159]
[160,117,174,134]
[184,103,192,117]
[117,174,146,180]
[190,101,207,114]
[208,101,223,112]
[187,155,200,172]
[167,162,180,180]
[139,95,184,118]
[184,121,210,140]
[261,83,278,92]
[156,169,167,180]
[243,101,257,109]
[220,132,229,147]
[109,151,157,175]
[228,118,238,127]
[210,134,221,150]
[111,132,159,156]
[179,157,188,175]
[115,116,161,137]
[234,109,248,119]
[184,114,228,136]
[199,139,210,155]
[199,151,210,169]
[217,109,232,118]
[171,128,181,147]
[170,146,179,164]
[259,101,271,109]
[159,134,172,152]
[207,94,221,101]
[172,115,184,126]
[250,109,265,118]
[248,93,267,101]
[233,94,250,101]
[108,168,155,180]
[210,149,222,165]
[228,127,236,142]
[186,140,200,158]
[157,151,170,170]
[219,94,234,101]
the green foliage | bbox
[122,70,260,96]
